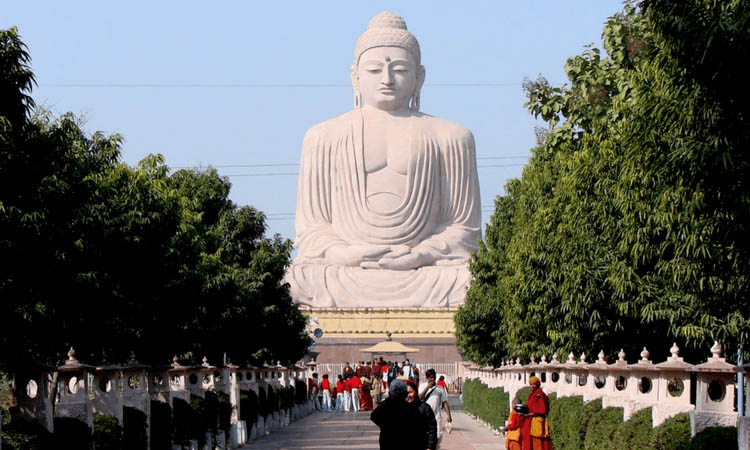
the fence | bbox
[465,341,748,437]
[5,349,317,449]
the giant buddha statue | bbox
[286,12,481,308]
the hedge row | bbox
[462,378,510,428]
[461,381,738,449]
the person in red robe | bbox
[502,398,524,450]
[521,376,552,450]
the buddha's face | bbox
[355,46,423,112]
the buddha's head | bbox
[352,12,426,112]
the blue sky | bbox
[3,1,624,243]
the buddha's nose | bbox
[381,69,394,86]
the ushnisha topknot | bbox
[354,12,421,65]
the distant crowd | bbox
[308,357,451,449]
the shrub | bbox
[583,404,623,450]
[689,426,738,450]
[258,386,268,417]
[267,386,279,413]
[149,401,172,450]
[189,396,208,447]
[172,397,194,447]
[613,407,652,449]
[279,386,295,411]
[650,413,691,450]
[548,395,589,450]
[0,418,53,450]
[516,386,532,404]
[294,379,307,405]
[122,407,147,450]
[240,389,258,425]
[461,379,509,428]
[93,413,123,450]
[54,417,92,449]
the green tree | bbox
[456,0,750,364]
[0,27,309,374]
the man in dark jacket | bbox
[371,379,437,449]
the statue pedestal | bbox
[302,307,463,364]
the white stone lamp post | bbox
[603,349,634,410]
[574,352,593,400]
[626,347,659,420]
[146,363,171,404]
[12,361,54,432]
[55,348,95,428]
[91,364,123,423]
[586,351,610,402]
[654,343,694,426]
[691,341,737,435]
[276,362,291,388]
[166,356,190,405]
[198,356,220,393]
[184,360,205,399]
[544,353,563,396]
[557,352,579,398]
[120,357,151,448]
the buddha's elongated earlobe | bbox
[351,65,363,109]
[411,65,425,111]
[410,91,420,111]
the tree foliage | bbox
[456,0,750,365]
[0,27,310,373]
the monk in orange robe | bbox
[521,376,553,450]
[504,398,524,450]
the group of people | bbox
[308,358,419,412]
[308,359,453,449]
[501,376,553,450]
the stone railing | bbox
[7,349,316,449]
[465,341,747,436]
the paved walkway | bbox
[240,397,505,449]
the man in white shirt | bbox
[419,368,453,445]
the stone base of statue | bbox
[302,307,464,364]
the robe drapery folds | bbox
[286,110,481,307]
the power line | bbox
[42,81,528,88]
[170,156,527,170]
[220,164,524,177]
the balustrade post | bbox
[691,341,736,436]
[55,348,94,430]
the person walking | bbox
[335,375,346,412]
[309,373,321,411]
[351,373,362,412]
[321,374,332,411]
[371,373,383,408]
[343,375,353,412]
[419,368,452,446]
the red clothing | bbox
[351,375,362,389]
[344,378,352,393]
[437,380,447,389]
[381,364,388,374]
[360,388,373,411]
[336,380,345,395]
[505,410,524,450]
[521,388,552,450]
[321,378,330,391]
